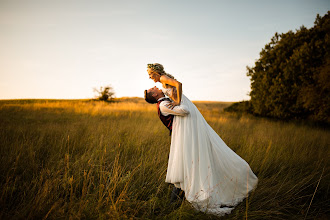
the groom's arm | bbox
[159,101,189,117]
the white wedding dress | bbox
[162,88,258,216]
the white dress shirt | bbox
[157,97,190,117]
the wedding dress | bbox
[162,87,258,216]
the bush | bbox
[93,86,115,101]
[224,101,252,113]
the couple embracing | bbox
[144,63,258,216]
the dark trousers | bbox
[170,186,185,203]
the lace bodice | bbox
[161,87,177,100]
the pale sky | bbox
[0,0,329,101]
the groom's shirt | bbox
[158,97,190,117]
[157,97,189,135]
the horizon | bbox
[0,97,235,103]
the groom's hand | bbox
[166,102,179,109]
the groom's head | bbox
[144,86,165,104]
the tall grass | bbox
[0,99,329,219]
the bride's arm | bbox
[160,75,182,106]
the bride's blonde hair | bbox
[147,63,176,80]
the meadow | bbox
[0,99,329,219]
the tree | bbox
[246,12,329,122]
[93,85,115,101]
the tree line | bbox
[226,12,329,123]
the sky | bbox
[0,0,329,101]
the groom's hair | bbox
[144,90,157,104]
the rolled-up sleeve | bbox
[159,102,190,116]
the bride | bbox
[147,63,258,216]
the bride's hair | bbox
[147,63,176,80]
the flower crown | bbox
[147,63,163,72]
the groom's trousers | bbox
[170,186,185,203]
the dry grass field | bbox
[0,98,329,219]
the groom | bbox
[144,86,189,202]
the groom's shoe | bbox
[170,186,185,203]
